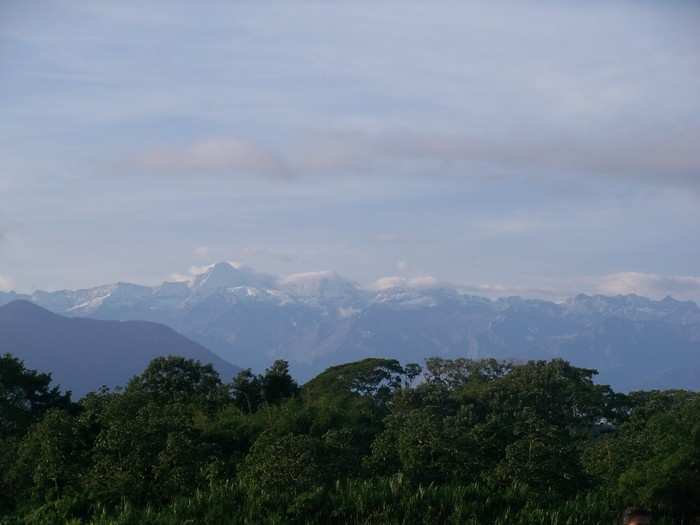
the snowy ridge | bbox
[1,262,698,320]
[1,262,699,391]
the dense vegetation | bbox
[1,352,698,524]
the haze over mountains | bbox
[0,300,238,396]
[2,262,699,391]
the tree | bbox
[238,432,325,515]
[495,412,587,500]
[126,355,225,405]
[0,353,72,439]
[8,409,85,506]
[487,359,617,435]
[231,368,263,413]
[403,363,422,387]
[0,354,693,523]
[424,357,512,389]
[302,358,408,403]
[84,399,221,506]
[587,396,700,520]
[260,360,298,406]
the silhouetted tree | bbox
[231,368,263,413]
[0,353,72,439]
[261,360,298,406]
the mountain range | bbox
[2,261,699,391]
[0,300,238,396]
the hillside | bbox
[0,300,239,396]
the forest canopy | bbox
[1,352,698,524]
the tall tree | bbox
[0,353,72,439]
[126,355,225,405]
[231,368,263,413]
[261,360,298,406]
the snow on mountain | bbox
[190,262,276,295]
[153,281,191,299]
[279,271,361,301]
[563,293,700,323]
[370,275,440,291]
[5,262,700,391]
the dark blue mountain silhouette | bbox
[0,300,239,396]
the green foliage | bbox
[9,409,85,507]
[126,355,226,406]
[0,353,72,439]
[585,393,700,521]
[83,397,226,506]
[238,432,326,517]
[230,369,262,413]
[424,357,511,388]
[303,358,412,402]
[230,360,298,413]
[0,353,695,524]
[260,359,299,405]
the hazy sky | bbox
[2,1,700,300]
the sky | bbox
[1,0,700,301]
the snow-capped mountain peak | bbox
[279,271,360,299]
[191,262,275,294]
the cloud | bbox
[369,272,700,303]
[167,263,220,283]
[458,283,569,301]
[167,273,192,283]
[193,246,210,258]
[307,129,700,189]
[135,138,291,179]
[281,270,338,284]
[188,263,216,276]
[134,128,700,191]
[369,274,574,301]
[595,272,700,301]
[370,275,440,291]
[0,274,14,291]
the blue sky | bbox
[1,0,700,300]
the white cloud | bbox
[281,270,338,284]
[337,306,361,319]
[167,273,192,283]
[167,260,250,284]
[370,275,440,291]
[367,276,562,298]
[0,274,14,291]
[595,272,700,301]
[188,263,216,276]
[458,283,568,301]
[166,264,218,283]
[188,261,244,276]
[280,270,359,298]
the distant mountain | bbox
[2,262,699,391]
[0,300,239,396]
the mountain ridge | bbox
[0,300,240,396]
[1,262,698,391]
